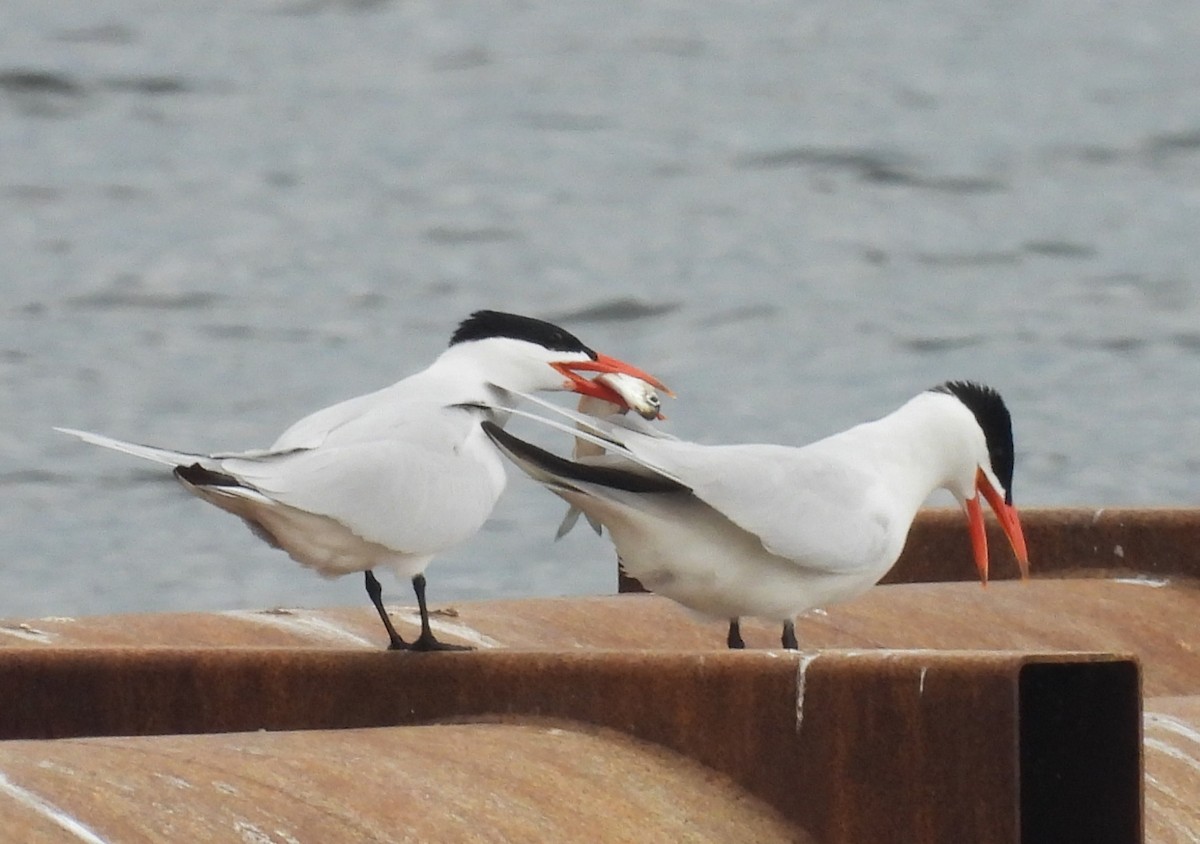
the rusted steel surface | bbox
[1144,696,1200,844]
[0,721,804,844]
[0,648,1139,843]
[891,506,1200,583]
[4,580,1196,696]
[1,506,1191,841]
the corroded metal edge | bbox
[891,506,1200,583]
[0,647,1141,843]
[3,580,1196,698]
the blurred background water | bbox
[2,0,1199,619]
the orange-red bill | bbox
[972,468,1031,581]
[552,356,672,412]
[557,355,673,394]
[965,494,990,585]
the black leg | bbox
[781,620,798,650]
[364,570,408,650]
[408,573,472,652]
[726,618,745,649]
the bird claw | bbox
[409,633,473,652]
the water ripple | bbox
[66,290,222,311]
[197,324,316,342]
[897,334,985,353]
[733,146,1007,193]
[517,112,613,132]
[0,70,82,96]
[0,470,68,486]
[545,298,681,323]
[430,47,492,72]
[697,305,778,327]
[1061,335,1148,353]
[914,251,1021,267]
[1023,241,1098,259]
[0,70,86,117]
[1170,333,1200,352]
[101,76,193,95]
[52,24,137,45]
[422,226,521,245]
[1144,129,1200,162]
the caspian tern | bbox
[56,310,666,651]
[482,380,1030,650]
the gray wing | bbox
[501,393,891,573]
[624,438,894,573]
[220,410,504,554]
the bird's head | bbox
[448,310,670,409]
[931,381,1029,584]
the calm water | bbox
[2,1,1199,618]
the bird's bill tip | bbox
[999,502,1030,579]
[975,469,1031,581]
[965,494,990,585]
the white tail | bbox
[53,427,204,467]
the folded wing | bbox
[499,394,892,574]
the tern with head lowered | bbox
[57,310,667,651]
[482,381,1029,649]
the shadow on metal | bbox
[1020,661,1143,844]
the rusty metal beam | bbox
[4,580,1195,698]
[891,507,1200,583]
[0,721,806,843]
[0,647,1140,843]
[1143,696,1200,844]
[4,507,1193,840]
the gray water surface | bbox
[2,1,1199,618]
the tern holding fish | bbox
[586,372,664,422]
[483,381,1029,649]
[57,310,667,651]
[558,371,666,539]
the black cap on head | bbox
[931,380,1015,504]
[450,310,597,359]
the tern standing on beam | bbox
[482,381,1029,650]
[57,310,668,651]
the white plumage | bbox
[58,310,666,650]
[484,381,1029,649]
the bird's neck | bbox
[837,393,978,519]
[428,343,563,400]
[409,347,516,406]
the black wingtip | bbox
[930,380,1015,503]
[173,463,244,488]
[481,420,686,494]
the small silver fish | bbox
[591,372,661,420]
[556,373,664,539]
